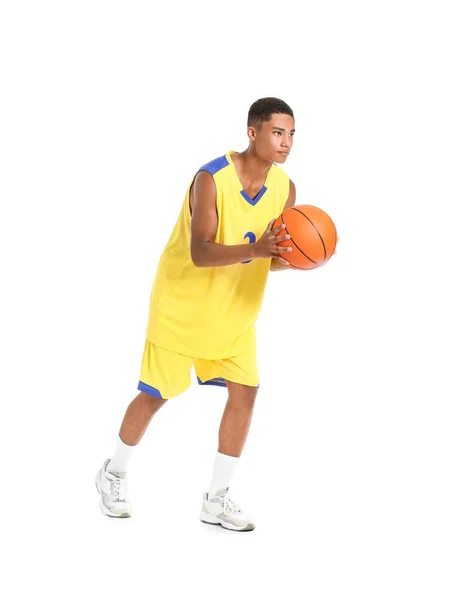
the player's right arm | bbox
[190,171,292,267]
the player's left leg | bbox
[195,346,259,531]
[218,380,258,457]
[200,380,258,531]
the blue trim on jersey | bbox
[138,381,163,399]
[197,155,229,176]
[240,185,268,206]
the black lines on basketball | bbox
[281,212,320,266]
[290,207,327,262]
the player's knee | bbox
[138,391,168,407]
[228,383,258,404]
[247,386,259,399]
[242,387,258,408]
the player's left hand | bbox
[275,255,290,266]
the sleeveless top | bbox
[145,151,290,358]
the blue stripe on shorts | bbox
[138,381,163,398]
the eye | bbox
[273,131,282,136]
[289,132,295,137]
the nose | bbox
[281,134,292,148]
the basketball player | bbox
[96,97,296,531]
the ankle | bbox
[107,435,135,474]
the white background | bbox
[1,1,452,598]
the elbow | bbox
[191,250,200,267]
[190,244,203,267]
[191,239,213,267]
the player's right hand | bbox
[253,219,293,264]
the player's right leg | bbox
[96,340,194,518]
[96,391,167,518]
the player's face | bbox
[250,113,295,164]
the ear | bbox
[247,126,257,142]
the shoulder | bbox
[270,164,295,209]
[269,162,290,186]
[271,162,289,176]
[196,154,230,177]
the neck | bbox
[232,147,273,178]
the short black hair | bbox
[247,97,294,128]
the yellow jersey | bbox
[146,151,290,359]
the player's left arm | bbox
[270,179,296,271]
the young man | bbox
[96,97,296,531]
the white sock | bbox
[208,452,240,499]
[107,436,135,475]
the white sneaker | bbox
[95,458,132,518]
[200,487,255,531]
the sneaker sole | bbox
[95,471,132,518]
[199,510,255,532]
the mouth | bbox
[277,151,289,157]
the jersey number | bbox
[241,231,256,264]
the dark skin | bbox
[190,113,296,270]
[117,113,296,457]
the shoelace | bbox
[221,495,243,515]
[111,476,127,502]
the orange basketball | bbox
[273,204,338,270]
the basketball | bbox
[273,204,338,270]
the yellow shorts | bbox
[137,339,260,399]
